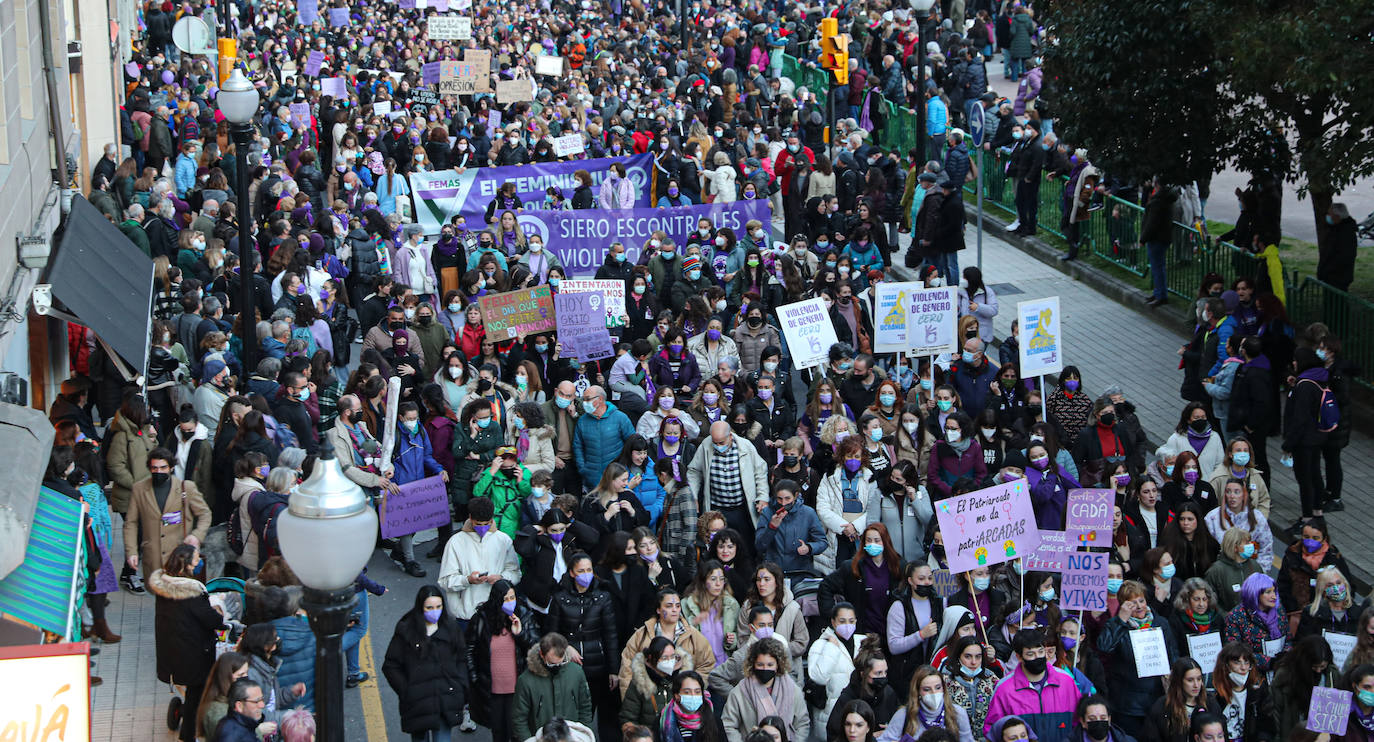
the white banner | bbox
[1018,296,1063,377]
[427,15,468,39]
[778,298,839,370]
[873,283,958,355]
[1131,628,1170,677]
[1187,632,1222,673]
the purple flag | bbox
[297,0,319,24]
[381,475,450,539]
[555,292,614,361]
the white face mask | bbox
[448,366,462,379]
[902,421,919,436]
[714,300,727,312]
[981,428,997,439]
[945,429,961,443]
[920,693,943,711]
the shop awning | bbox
[44,194,154,375]
[0,403,56,581]
[0,485,85,641]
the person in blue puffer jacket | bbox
[390,401,449,578]
[572,386,636,492]
[616,435,669,528]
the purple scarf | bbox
[434,235,462,257]
[1186,429,1210,454]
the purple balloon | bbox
[161,70,175,84]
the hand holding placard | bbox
[1307,687,1352,735]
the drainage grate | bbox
[990,282,1024,296]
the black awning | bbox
[47,195,154,374]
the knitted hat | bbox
[201,359,227,384]
[682,255,702,273]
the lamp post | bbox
[218,69,260,377]
[277,438,378,742]
[911,0,935,166]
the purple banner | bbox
[1061,549,1109,611]
[555,292,613,361]
[381,475,450,538]
[321,76,346,98]
[408,154,654,233]
[329,7,349,26]
[422,61,441,86]
[1308,687,1352,735]
[934,480,1042,573]
[1065,489,1114,548]
[297,0,318,24]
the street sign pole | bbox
[968,102,986,271]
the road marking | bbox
[359,632,387,741]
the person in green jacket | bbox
[512,632,594,741]
[473,445,532,539]
[120,204,152,257]
[1203,526,1262,613]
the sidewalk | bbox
[916,223,1374,586]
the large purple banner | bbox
[516,200,775,276]
[409,154,653,233]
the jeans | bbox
[1146,241,1169,300]
[344,593,369,676]
[1008,56,1026,80]
[934,251,960,281]
[927,135,945,162]
[1002,48,1015,78]
[489,693,515,742]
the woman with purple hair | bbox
[1222,572,1288,672]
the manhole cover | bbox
[990,282,1023,296]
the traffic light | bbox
[819,18,850,86]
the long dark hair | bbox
[1164,658,1205,734]
[229,410,269,451]
[671,670,722,742]
[478,578,519,633]
[403,584,454,640]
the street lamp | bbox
[218,68,261,378]
[277,438,378,742]
[911,0,936,165]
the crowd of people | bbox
[48,0,1373,740]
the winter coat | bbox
[1227,356,1278,437]
[572,402,636,490]
[809,627,871,719]
[1008,13,1035,58]
[245,652,300,722]
[731,322,783,373]
[617,617,718,693]
[721,674,810,742]
[123,475,210,578]
[1097,617,1174,716]
[147,570,222,686]
[1204,555,1262,613]
[105,411,158,513]
[512,645,595,740]
[1277,541,1350,610]
[546,575,621,678]
[754,503,827,573]
[1283,367,1331,451]
[466,606,537,725]
[815,467,879,573]
[928,441,989,499]
[620,653,674,728]
[949,357,999,413]
[682,592,742,656]
[1223,605,1287,672]
[649,348,704,394]
[271,608,317,711]
[1163,430,1226,479]
[473,465,533,539]
[513,524,594,609]
[383,612,468,735]
[984,664,1083,741]
[686,432,771,513]
[1142,691,1223,742]
[1140,187,1179,244]
[437,522,521,620]
[597,562,655,645]
[873,487,935,565]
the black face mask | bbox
[868,676,888,694]
[478,379,494,393]
[782,455,799,467]
[1099,412,1116,426]
[753,668,776,685]
[931,544,947,560]
[151,472,171,487]
[179,428,196,441]
[1084,721,1111,741]
[747,316,763,327]
[67,470,88,487]
[418,315,433,326]
[389,320,405,331]
[914,584,936,598]
[1021,656,1048,675]
[1189,419,1209,433]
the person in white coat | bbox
[956,267,999,345]
[1163,403,1226,477]
[687,422,770,544]
[815,437,879,573]
[808,603,872,732]
[876,665,976,742]
[437,496,521,621]
[702,152,739,203]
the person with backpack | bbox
[247,467,296,570]
[1282,347,1334,533]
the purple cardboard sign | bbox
[1023,529,1067,572]
[289,102,311,129]
[304,50,325,77]
[297,0,319,25]
[1060,549,1109,611]
[320,76,347,98]
[399,0,415,8]
[933,480,1042,573]
[422,61,441,86]
[1065,488,1114,548]
[1307,687,1352,735]
[381,475,450,538]
[329,7,349,26]
[555,292,613,361]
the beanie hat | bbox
[682,255,702,273]
[201,359,227,384]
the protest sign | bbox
[320,77,346,98]
[873,282,959,355]
[933,480,1042,572]
[465,50,492,92]
[555,292,614,362]
[421,61,441,86]
[559,280,625,323]
[1326,631,1357,671]
[1187,633,1223,674]
[478,286,556,339]
[497,78,533,103]
[1065,488,1114,548]
[398,0,414,8]
[932,570,960,598]
[288,103,311,129]
[380,475,449,538]
[536,55,565,76]
[438,60,472,95]
[1018,296,1063,377]
[551,133,584,158]
[451,0,470,8]
[328,7,348,26]
[488,110,502,131]
[303,50,324,77]
[372,101,393,117]
[297,0,318,25]
[432,0,448,8]
[1023,529,1067,572]
[1130,628,1170,677]
[427,15,467,39]
[779,298,840,370]
[1308,688,1352,735]
[454,16,472,39]
[1060,550,1109,611]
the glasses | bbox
[245,696,265,704]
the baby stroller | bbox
[166,576,247,731]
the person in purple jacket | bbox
[984,629,1082,742]
[1024,440,1080,530]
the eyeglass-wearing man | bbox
[212,678,277,742]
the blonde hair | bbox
[1220,526,1252,560]
[1310,568,1353,615]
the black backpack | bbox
[226,491,252,556]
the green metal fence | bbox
[778,54,1369,388]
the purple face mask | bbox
[844,458,862,473]
[664,434,680,443]
[1064,380,1080,392]
[669,343,684,354]
[819,392,834,404]
[1182,470,1200,484]
[706,328,722,341]
[575,572,594,588]
[474,524,490,537]
[658,397,675,411]
[550,531,565,543]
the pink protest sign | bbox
[1060,549,1109,611]
[320,77,347,98]
[1307,687,1352,735]
[934,480,1042,573]
[381,475,450,538]
[1065,489,1114,548]
[1023,529,1067,572]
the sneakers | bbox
[121,572,146,594]
[1326,498,1345,512]
[459,707,478,733]
[1006,219,1021,232]
[346,671,370,688]
[404,560,427,578]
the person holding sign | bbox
[1270,635,1340,736]
[984,629,1082,742]
[1023,440,1078,530]
[1095,581,1177,737]
[1165,578,1224,661]
[1142,658,1223,742]
[1223,573,1288,672]
[1210,642,1277,742]
[1341,664,1374,742]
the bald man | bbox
[541,380,582,493]
[687,421,770,555]
[572,385,635,492]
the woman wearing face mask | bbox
[800,381,854,461]
[730,253,784,324]
[689,318,740,379]
[1164,402,1225,483]
[1144,658,1224,742]
[1158,502,1219,583]
[465,579,535,742]
[940,635,1000,737]
[1203,527,1263,614]
[1269,635,1340,736]
[857,415,895,480]
[1160,450,1217,514]
[515,506,589,613]
[1204,479,1272,568]
[1205,436,1271,517]
[928,412,988,501]
[816,438,879,570]
[1097,581,1179,736]
[1274,516,1349,612]
[517,233,565,285]
[1045,367,1092,450]
[885,561,945,688]
[722,638,809,742]
[1140,546,1184,616]
[239,622,305,726]
[1211,642,1276,742]
[546,551,622,740]
[807,604,874,731]
[825,656,898,742]
[651,328,703,396]
[380,585,470,742]
[147,543,223,742]
[880,664,975,742]
[1296,564,1365,641]
[1071,398,1142,488]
